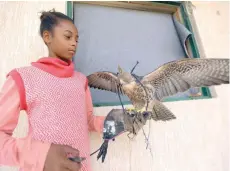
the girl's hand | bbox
[44,144,82,171]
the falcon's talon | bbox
[125,107,139,117]
[125,107,136,113]
[136,109,145,113]
[125,107,135,111]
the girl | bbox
[0,9,105,171]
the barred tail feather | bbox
[150,101,176,121]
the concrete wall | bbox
[0,2,229,171]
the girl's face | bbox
[43,19,79,61]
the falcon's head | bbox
[117,65,135,85]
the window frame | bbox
[66,1,212,107]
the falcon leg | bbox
[137,108,146,113]
[125,107,146,112]
[125,107,137,114]
[125,107,145,119]
[125,107,135,111]
[133,108,148,114]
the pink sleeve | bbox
[0,76,51,170]
[85,80,105,133]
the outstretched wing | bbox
[141,58,229,100]
[87,71,124,94]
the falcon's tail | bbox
[150,101,176,121]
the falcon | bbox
[87,58,229,121]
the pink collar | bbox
[31,57,74,78]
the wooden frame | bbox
[66,1,212,106]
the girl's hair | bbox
[39,9,73,37]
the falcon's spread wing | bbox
[87,71,124,94]
[141,58,229,100]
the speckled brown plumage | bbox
[87,58,229,121]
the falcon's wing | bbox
[87,71,124,94]
[141,58,229,100]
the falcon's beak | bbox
[118,65,123,74]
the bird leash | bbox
[129,61,153,158]
[114,61,153,157]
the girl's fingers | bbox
[63,145,80,156]
[64,158,82,171]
